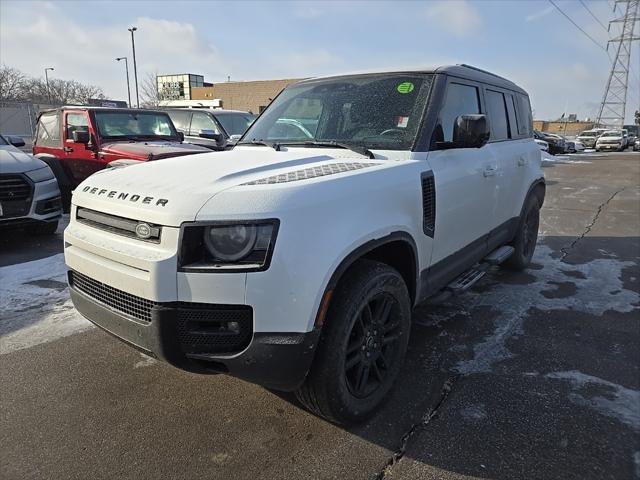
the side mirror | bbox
[227,134,242,145]
[72,130,90,144]
[453,114,490,148]
[8,136,25,148]
[199,129,223,143]
[177,131,185,142]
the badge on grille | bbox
[135,222,152,239]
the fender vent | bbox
[243,162,377,185]
[421,172,436,237]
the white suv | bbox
[64,65,544,424]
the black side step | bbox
[426,245,515,304]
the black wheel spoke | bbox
[355,364,370,394]
[346,338,363,355]
[383,320,399,334]
[371,361,384,382]
[374,296,393,324]
[345,352,362,371]
[382,331,401,345]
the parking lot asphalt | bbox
[1,151,639,480]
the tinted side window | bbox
[189,112,219,135]
[437,83,480,143]
[515,94,533,136]
[167,110,191,132]
[35,112,61,147]
[506,95,519,138]
[485,90,509,141]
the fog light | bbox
[228,321,240,334]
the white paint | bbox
[0,254,92,354]
[546,370,640,432]
[451,242,638,375]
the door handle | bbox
[483,166,497,177]
[63,146,74,153]
[518,156,528,166]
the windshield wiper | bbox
[278,141,375,159]
[237,139,280,150]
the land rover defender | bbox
[64,65,544,424]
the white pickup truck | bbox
[64,64,544,424]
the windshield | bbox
[241,73,433,151]
[602,131,621,136]
[94,111,178,140]
[0,135,8,145]
[580,131,598,137]
[215,113,256,136]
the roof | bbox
[40,106,170,114]
[162,108,254,115]
[297,64,527,95]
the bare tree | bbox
[0,65,27,101]
[21,77,105,105]
[140,72,161,107]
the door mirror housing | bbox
[72,130,90,144]
[177,131,185,142]
[199,129,223,143]
[453,114,490,148]
[8,136,25,148]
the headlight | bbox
[179,220,279,272]
[25,166,55,183]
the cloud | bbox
[424,0,483,38]
[0,2,231,101]
[525,5,555,22]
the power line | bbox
[579,0,609,31]
[548,0,609,53]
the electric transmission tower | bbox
[596,0,639,129]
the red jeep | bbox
[32,107,210,208]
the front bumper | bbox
[69,271,320,391]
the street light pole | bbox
[116,57,131,107]
[44,67,54,103]
[128,27,139,108]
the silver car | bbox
[0,135,62,234]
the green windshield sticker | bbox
[397,82,415,94]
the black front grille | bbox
[76,207,162,243]
[421,172,436,237]
[177,306,253,354]
[69,270,156,323]
[35,196,62,215]
[0,174,32,201]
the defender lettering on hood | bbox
[81,185,169,207]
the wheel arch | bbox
[314,231,419,328]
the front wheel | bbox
[295,260,411,424]
[504,194,540,271]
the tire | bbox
[295,259,411,425]
[504,194,540,271]
[28,220,59,235]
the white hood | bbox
[72,146,378,226]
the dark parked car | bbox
[32,107,209,208]
[164,109,256,150]
[534,130,565,155]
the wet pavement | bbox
[1,151,638,479]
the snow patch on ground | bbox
[134,352,158,368]
[546,370,640,432]
[0,254,92,354]
[450,242,637,375]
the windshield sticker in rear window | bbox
[397,82,415,94]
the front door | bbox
[62,111,99,185]
[426,80,500,280]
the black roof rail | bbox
[457,64,511,82]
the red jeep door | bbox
[62,110,101,185]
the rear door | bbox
[426,79,499,275]
[62,110,100,185]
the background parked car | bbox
[32,106,210,209]
[633,138,640,151]
[164,109,256,150]
[0,147,62,234]
[576,129,601,149]
[0,134,27,153]
[595,130,626,151]
[534,138,549,152]
[534,130,565,154]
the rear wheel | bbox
[504,195,540,271]
[295,259,411,424]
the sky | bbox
[1,0,638,123]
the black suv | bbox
[165,109,256,150]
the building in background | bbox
[156,74,212,101]
[191,78,304,113]
[533,119,595,136]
